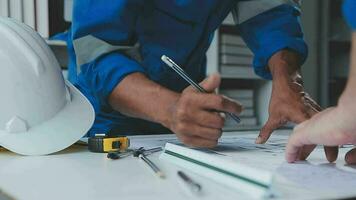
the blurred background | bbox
[0,0,350,131]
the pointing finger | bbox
[256,118,283,144]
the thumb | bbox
[199,73,221,93]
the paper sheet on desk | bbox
[277,162,356,194]
[212,134,356,197]
[130,132,356,198]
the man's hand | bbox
[255,50,338,161]
[256,50,320,143]
[167,74,242,148]
[109,72,241,149]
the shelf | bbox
[46,39,67,46]
[220,73,261,80]
[220,66,261,80]
[223,125,262,132]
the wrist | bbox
[269,50,301,83]
[271,63,294,84]
[270,64,299,92]
[155,89,180,129]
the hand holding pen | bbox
[161,55,242,148]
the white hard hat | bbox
[0,17,95,156]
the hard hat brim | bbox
[0,81,95,156]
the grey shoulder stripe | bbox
[73,35,137,73]
[233,0,301,24]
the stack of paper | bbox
[160,143,275,199]
[220,34,258,79]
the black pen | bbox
[161,55,241,124]
[177,171,202,194]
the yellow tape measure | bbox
[88,134,130,153]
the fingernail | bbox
[286,157,295,163]
[255,136,264,144]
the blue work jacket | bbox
[68,0,307,136]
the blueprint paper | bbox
[129,130,356,199]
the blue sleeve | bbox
[71,0,146,108]
[343,0,356,30]
[238,4,308,80]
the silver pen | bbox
[161,55,241,124]
[138,153,165,179]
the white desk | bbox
[0,130,355,200]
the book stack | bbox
[220,89,258,129]
[0,0,70,39]
[220,34,259,79]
